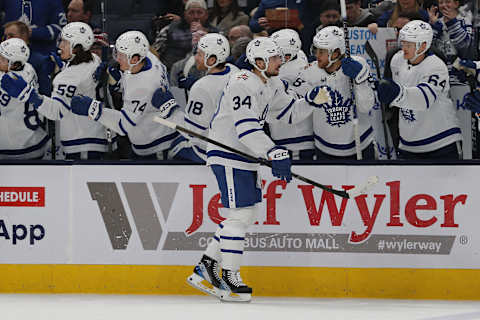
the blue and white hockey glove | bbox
[267,146,292,183]
[377,79,401,105]
[462,90,480,113]
[0,73,40,104]
[48,51,65,74]
[341,57,363,80]
[151,87,179,118]
[71,95,103,121]
[305,85,331,107]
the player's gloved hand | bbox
[377,79,401,105]
[305,85,331,107]
[1,73,44,107]
[341,57,363,79]
[47,51,65,74]
[71,95,103,121]
[178,74,198,90]
[151,87,179,118]
[93,62,108,82]
[462,90,480,113]
[267,146,292,183]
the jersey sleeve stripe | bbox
[416,85,430,109]
[184,117,207,130]
[207,150,257,163]
[120,109,136,126]
[220,249,243,254]
[234,118,260,127]
[238,128,263,139]
[53,97,70,110]
[418,83,437,101]
[276,99,295,120]
[118,120,128,136]
[132,132,179,150]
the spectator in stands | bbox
[66,0,92,24]
[302,0,341,57]
[0,0,67,55]
[227,25,252,46]
[230,36,251,62]
[209,0,249,35]
[346,0,376,27]
[153,0,218,71]
[3,21,53,96]
[249,0,305,34]
[368,0,429,33]
[170,30,207,89]
[153,0,186,35]
[428,0,473,72]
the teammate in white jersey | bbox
[377,20,462,159]
[180,37,329,302]
[292,26,376,160]
[170,33,238,163]
[0,38,48,159]
[268,29,315,160]
[66,31,180,159]
[1,22,114,160]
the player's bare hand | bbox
[427,6,439,24]
[258,17,270,29]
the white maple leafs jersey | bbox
[182,64,239,160]
[0,63,48,159]
[268,51,314,154]
[37,54,114,154]
[390,52,462,152]
[293,56,375,156]
[98,54,180,156]
[207,70,315,171]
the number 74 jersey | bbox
[389,52,462,153]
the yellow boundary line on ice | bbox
[1,265,479,299]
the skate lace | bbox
[212,260,222,280]
[228,271,246,287]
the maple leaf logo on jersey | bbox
[237,73,249,80]
[322,89,352,127]
[400,108,416,123]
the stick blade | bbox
[347,175,379,198]
[153,116,177,129]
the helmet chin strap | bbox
[204,54,219,73]
[326,49,341,68]
[256,57,270,79]
[408,42,427,64]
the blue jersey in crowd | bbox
[0,0,67,55]
[249,0,304,33]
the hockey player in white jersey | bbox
[268,29,315,160]
[377,20,462,159]
[65,31,180,159]
[1,22,114,160]
[292,26,376,160]
[180,37,330,302]
[170,33,238,163]
[0,38,48,159]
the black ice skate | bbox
[187,255,224,298]
[219,269,252,302]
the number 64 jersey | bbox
[389,52,462,153]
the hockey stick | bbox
[100,0,113,157]
[364,40,392,159]
[153,116,379,199]
[340,0,362,160]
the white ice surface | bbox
[1,294,480,320]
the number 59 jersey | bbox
[0,63,48,159]
[50,54,113,154]
[390,52,462,153]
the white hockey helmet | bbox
[0,38,30,69]
[197,33,230,70]
[270,29,301,61]
[246,37,281,78]
[312,26,345,68]
[114,30,149,70]
[399,20,433,61]
[61,22,94,54]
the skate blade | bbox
[219,291,251,303]
[187,273,221,299]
